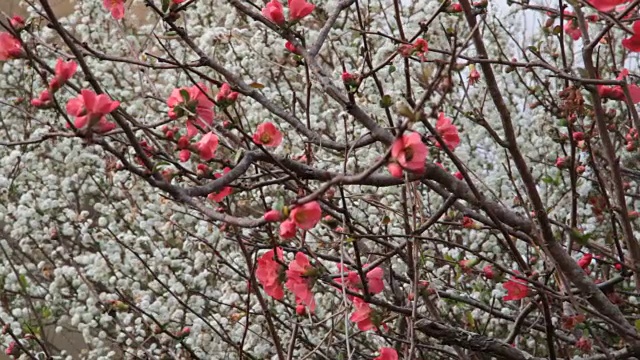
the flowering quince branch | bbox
[2,0,640,358]
[415,319,540,360]
[574,7,640,281]
[144,0,372,152]
[460,0,639,346]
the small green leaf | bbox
[179,89,190,102]
[18,274,28,289]
[396,103,416,120]
[273,197,285,212]
[570,228,592,245]
[552,25,562,35]
[634,319,640,332]
[233,149,244,164]
[541,175,554,185]
[40,307,52,319]
[466,311,476,328]
[161,0,171,12]
[388,65,396,75]
[249,82,265,89]
[379,95,393,109]
[153,161,171,173]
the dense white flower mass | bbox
[0,0,638,358]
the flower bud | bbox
[264,210,283,222]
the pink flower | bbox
[31,89,52,108]
[577,253,593,269]
[285,41,301,54]
[397,44,414,57]
[290,201,322,230]
[0,32,23,60]
[598,85,624,100]
[564,19,582,40]
[279,219,297,238]
[350,297,375,331]
[285,252,316,312]
[167,83,215,138]
[623,21,640,52]
[363,266,384,294]
[483,265,495,279]
[576,165,587,175]
[215,83,239,107]
[448,3,463,12]
[435,113,460,150]
[414,38,428,55]
[195,132,219,161]
[103,0,125,19]
[556,157,568,168]
[177,135,190,149]
[94,120,117,133]
[503,275,529,301]
[5,341,17,356]
[179,149,191,162]
[459,259,479,273]
[398,38,428,59]
[588,0,628,12]
[288,0,315,21]
[468,66,481,85]
[84,90,120,115]
[49,58,78,91]
[66,89,119,130]
[264,209,283,222]
[262,0,286,24]
[342,71,356,83]
[598,69,640,103]
[374,348,398,360]
[296,304,306,315]
[256,247,285,300]
[576,336,592,353]
[461,216,478,229]
[342,71,359,92]
[336,263,385,296]
[253,122,283,147]
[389,132,428,177]
[208,167,233,202]
[10,16,25,29]
[176,326,190,338]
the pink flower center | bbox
[261,133,272,144]
[404,146,414,161]
[294,211,307,223]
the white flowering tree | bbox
[1,0,640,358]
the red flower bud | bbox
[264,210,283,222]
[555,157,568,169]
[296,304,306,316]
[483,265,495,279]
